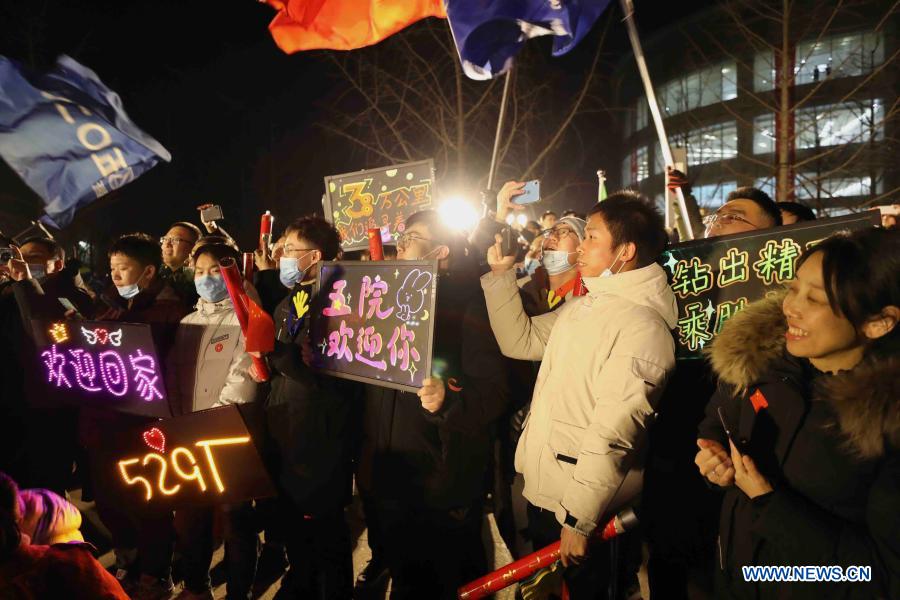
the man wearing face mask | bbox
[483,191,677,598]
[252,216,360,600]
[356,210,509,599]
[0,238,94,497]
[489,182,587,554]
[84,233,190,598]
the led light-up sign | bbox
[100,404,274,508]
[311,261,437,393]
[323,159,435,251]
[661,212,879,359]
[31,320,171,417]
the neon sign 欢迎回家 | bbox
[40,343,163,401]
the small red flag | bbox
[749,389,769,413]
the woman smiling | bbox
[695,227,900,599]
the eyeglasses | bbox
[396,232,433,249]
[545,227,578,241]
[702,212,760,230]
[160,236,192,246]
[282,246,316,257]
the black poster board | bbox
[310,260,438,392]
[662,212,880,359]
[97,404,274,508]
[323,159,435,251]
[30,319,171,417]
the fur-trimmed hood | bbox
[706,292,899,459]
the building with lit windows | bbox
[613,1,897,216]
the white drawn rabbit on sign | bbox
[396,269,432,321]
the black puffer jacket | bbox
[262,281,360,514]
[357,271,510,511]
[698,295,900,599]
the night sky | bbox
[0,0,710,253]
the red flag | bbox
[266,0,447,53]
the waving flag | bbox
[265,0,446,53]
[445,0,612,79]
[0,55,171,228]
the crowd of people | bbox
[0,179,898,600]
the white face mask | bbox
[541,250,576,275]
[599,245,627,278]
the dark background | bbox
[0,0,709,256]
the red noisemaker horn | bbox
[368,228,384,261]
[457,507,639,599]
[220,257,275,381]
[259,210,274,253]
[242,252,255,281]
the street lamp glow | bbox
[438,196,480,232]
[516,214,528,227]
[505,214,515,225]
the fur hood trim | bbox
[705,291,787,391]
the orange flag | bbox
[266,0,447,53]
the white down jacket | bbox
[481,263,677,535]
[167,296,257,414]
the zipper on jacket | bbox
[717,535,724,571]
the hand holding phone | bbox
[513,180,541,205]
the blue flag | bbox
[0,55,171,228]
[446,0,612,80]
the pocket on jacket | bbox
[537,420,584,498]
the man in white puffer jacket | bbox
[481,191,677,598]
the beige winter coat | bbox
[167,296,258,414]
[481,264,677,535]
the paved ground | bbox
[75,491,516,599]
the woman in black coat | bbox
[696,227,900,599]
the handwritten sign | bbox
[98,404,273,508]
[30,320,170,417]
[310,260,437,392]
[661,212,880,359]
[323,159,435,251]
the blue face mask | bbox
[279,257,305,289]
[116,283,141,299]
[541,250,575,275]
[195,274,229,303]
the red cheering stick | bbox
[220,257,275,381]
[242,252,255,282]
[368,228,384,261]
[259,210,274,253]
[457,508,639,600]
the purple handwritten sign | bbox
[31,320,171,417]
[311,260,437,393]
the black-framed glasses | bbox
[282,246,316,257]
[544,226,579,241]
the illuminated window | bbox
[653,122,738,175]
[754,177,776,199]
[795,172,882,199]
[754,31,884,91]
[621,146,649,185]
[796,31,884,85]
[796,99,884,149]
[656,61,738,117]
[693,181,738,209]
[753,114,776,154]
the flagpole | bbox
[619,0,696,240]
[486,68,513,194]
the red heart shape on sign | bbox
[95,328,109,345]
[142,427,166,453]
